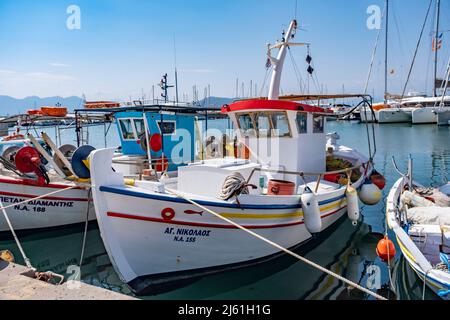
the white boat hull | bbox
[360,109,378,123]
[90,148,366,294]
[378,108,412,123]
[411,108,438,124]
[436,109,450,126]
[386,178,450,300]
[0,177,94,232]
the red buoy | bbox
[376,237,396,262]
[370,171,386,190]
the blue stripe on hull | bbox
[99,185,346,210]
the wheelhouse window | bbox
[255,113,271,137]
[119,119,135,140]
[296,113,308,134]
[237,113,257,137]
[313,115,324,134]
[134,119,145,137]
[158,121,176,135]
[271,112,291,137]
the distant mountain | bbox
[0,95,84,116]
[0,95,238,115]
[199,96,236,109]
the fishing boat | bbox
[0,104,216,233]
[386,157,450,299]
[89,20,385,295]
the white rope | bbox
[165,187,387,300]
[0,198,33,269]
[0,185,79,270]
[79,188,92,267]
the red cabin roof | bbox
[221,99,330,114]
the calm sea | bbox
[1,120,449,300]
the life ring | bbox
[154,155,169,172]
[2,133,25,142]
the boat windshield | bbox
[313,115,324,133]
[119,119,136,140]
[237,111,292,138]
[296,112,308,134]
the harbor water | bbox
[1,121,449,300]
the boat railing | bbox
[246,161,369,193]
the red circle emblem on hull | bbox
[161,208,175,221]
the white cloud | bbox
[0,69,16,75]
[25,72,75,81]
[49,62,71,68]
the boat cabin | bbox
[222,99,330,185]
[114,110,196,173]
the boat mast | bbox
[268,20,298,100]
[384,0,389,104]
[433,0,441,97]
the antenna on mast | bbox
[173,35,179,104]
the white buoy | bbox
[301,188,322,234]
[359,179,382,205]
[346,184,360,226]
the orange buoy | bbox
[376,236,396,262]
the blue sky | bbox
[0,0,449,101]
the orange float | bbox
[40,106,68,117]
[2,133,25,141]
[27,109,43,116]
[376,236,396,262]
[84,101,120,109]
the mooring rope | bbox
[165,187,387,300]
[79,188,92,268]
[0,185,79,271]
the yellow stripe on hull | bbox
[220,198,347,220]
[396,235,417,263]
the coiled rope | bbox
[219,172,256,202]
[165,187,387,300]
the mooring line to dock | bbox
[0,197,33,269]
[0,185,79,271]
[79,188,92,268]
[165,188,388,301]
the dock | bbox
[0,261,137,300]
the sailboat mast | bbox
[384,0,389,104]
[434,0,441,97]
